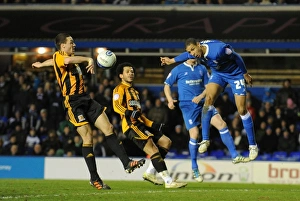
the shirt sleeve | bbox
[112,86,127,116]
[223,44,247,74]
[174,52,196,63]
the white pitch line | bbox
[2,188,300,200]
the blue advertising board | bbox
[0,157,44,179]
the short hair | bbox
[115,62,136,79]
[55,33,71,50]
[185,38,198,48]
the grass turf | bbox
[1,179,300,201]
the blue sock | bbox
[219,127,238,159]
[240,112,256,146]
[189,138,199,170]
[201,105,214,140]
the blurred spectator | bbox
[26,103,40,132]
[148,98,169,125]
[9,144,20,156]
[57,114,75,136]
[38,109,55,141]
[60,125,76,154]
[228,114,243,133]
[140,88,154,108]
[73,135,83,156]
[8,110,27,133]
[48,85,64,129]
[244,0,259,5]
[246,91,262,113]
[233,129,248,153]
[30,144,44,156]
[215,92,236,122]
[283,98,299,125]
[262,101,275,118]
[255,121,267,146]
[259,126,278,154]
[169,124,188,153]
[0,75,10,118]
[93,134,108,157]
[13,82,32,115]
[42,129,62,155]
[0,138,4,155]
[262,87,276,105]
[10,124,26,153]
[3,134,18,155]
[141,99,152,116]
[33,86,48,112]
[277,130,296,154]
[273,107,284,129]
[275,79,298,109]
[246,99,256,122]
[25,128,40,154]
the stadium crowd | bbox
[0,0,299,5]
[0,64,300,160]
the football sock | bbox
[146,161,156,175]
[82,144,100,181]
[146,147,169,175]
[189,138,199,170]
[105,133,130,168]
[240,112,256,146]
[158,146,168,159]
[201,105,214,140]
[158,170,173,184]
[219,127,238,159]
[150,152,167,173]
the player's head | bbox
[186,59,197,66]
[185,38,202,58]
[55,33,75,55]
[116,62,136,83]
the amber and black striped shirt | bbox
[53,51,85,97]
[113,81,153,133]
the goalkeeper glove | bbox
[125,110,141,119]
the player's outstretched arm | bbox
[160,57,175,66]
[65,56,95,74]
[32,59,53,69]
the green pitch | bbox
[1,179,299,201]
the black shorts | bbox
[63,93,105,127]
[126,122,163,150]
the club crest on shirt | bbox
[78,115,85,122]
[113,93,120,100]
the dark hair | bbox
[55,33,71,50]
[115,62,135,79]
[185,38,198,48]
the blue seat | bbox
[272,151,288,161]
[209,150,225,159]
[289,151,300,161]
[256,153,272,161]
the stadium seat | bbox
[256,153,272,161]
[272,151,288,161]
[209,150,225,159]
[288,151,300,161]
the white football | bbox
[96,50,117,69]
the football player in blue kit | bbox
[164,59,250,182]
[161,38,258,161]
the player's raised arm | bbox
[32,59,53,69]
[65,56,95,74]
[160,57,175,66]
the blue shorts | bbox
[209,71,247,96]
[179,100,219,130]
[179,101,202,130]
